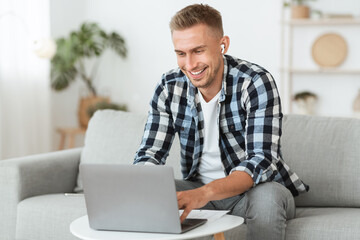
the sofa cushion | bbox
[17,195,359,240]
[75,110,182,192]
[16,194,87,240]
[286,207,360,240]
[282,115,360,207]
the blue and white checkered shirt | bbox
[134,55,309,196]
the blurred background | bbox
[1,0,360,159]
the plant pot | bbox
[294,96,317,115]
[291,5,310,19]
[78,96,110,129]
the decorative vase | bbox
[78,96,110,129]
[291,5,310,19]
[353,89,360,116]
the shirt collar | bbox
[219,55,228,103]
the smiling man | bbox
[134,4,309,240]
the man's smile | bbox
[187,67,208,79]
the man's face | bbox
[172,24,226,92]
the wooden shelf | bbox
[281,68,360,74]
[284,18,360,26]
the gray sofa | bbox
[1,110,360,240]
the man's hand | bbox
[176,171,254,222]
[177,187,210,222]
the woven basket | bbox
[78,96,110,129]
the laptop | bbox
[80,163,207,234]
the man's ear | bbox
[220,36,230,54]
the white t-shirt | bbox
[197,91,226,184]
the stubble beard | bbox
[192,63,221,91]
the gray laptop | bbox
[80,163,207,234]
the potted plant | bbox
[284,0,315,19]
[51,22,127,128]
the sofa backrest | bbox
[282,114,360,207]
[75,110,182,192]
[77,110,360,208]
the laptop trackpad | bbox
[181,218,207,233]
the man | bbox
[134,4,309,240]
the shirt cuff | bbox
[144,162,156,166]
[134,157,160,165]
[230,162,278,187]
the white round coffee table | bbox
[70,215,244,240]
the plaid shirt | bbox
[134,55,309,196]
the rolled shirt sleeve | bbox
[230,72,282,186]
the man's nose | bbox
[185,55,197,70]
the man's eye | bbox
[177,52,185,56]
[195,50,204,54]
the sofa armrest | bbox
[0,148,82,240]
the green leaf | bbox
[50,65,77,91]
[50,22,127,93]
[108,32,127,57]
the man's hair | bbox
[169,4,223,37]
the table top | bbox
[70,215,244,240]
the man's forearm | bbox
[202,171,254,201]
[177,171,254,222]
